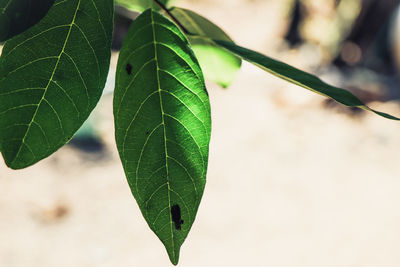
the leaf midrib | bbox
[150,10,176,262]
[10,0,81,165]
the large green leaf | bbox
[170,7,241,88]
[0,0,55,42]
[216,40,400,120]
[115,0,170,13]
[114,9,211,265]
[0,0,114,169]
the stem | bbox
[153,0,190,34]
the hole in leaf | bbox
[171,204,184,230]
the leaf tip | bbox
[0,143,35,170]
[4,155,29,170]
[170,258,179,266]
[164,239,181,266]
[168,250,180,266]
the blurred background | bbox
[2,0,400,266]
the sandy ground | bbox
[2,0,400,266]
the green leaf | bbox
[114,0,170,13]
[0,0,114,169]
[114,9,211,265]
[0,0,55,42]
[170,7,241,88]
[215,40,400,120]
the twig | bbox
[153,0,190,34]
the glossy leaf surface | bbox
[0,0,114,169]
[114,10,211,265]
[0,0,55,42]
[170,7,241,88]
[216,40,400,120]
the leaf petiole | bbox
[152,0,190,34]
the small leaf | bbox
[115,0,170,13]
[0,0,114,169]
[170,7,241,88]
[216,40,400,120]
[0,0,55,42]
[114,9,211,265]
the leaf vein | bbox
[32,121,50,151]
[151,11,176,260]
[4,24,70,57]
[0,87,45,97]
[43,98,65,138]
[52,81,80,118]
[116,58,156,118]
[0,104,38,116]
[167,155,198,203]
[160,89,205,126]
[7,56,58,75]
[133,122,163,201]
[73,23,100,89]
[121,91,159,155]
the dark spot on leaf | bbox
[171,204,184,230]
[126,63,132,75]
[146,130,150,135]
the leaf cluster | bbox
[0,0,398,265]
